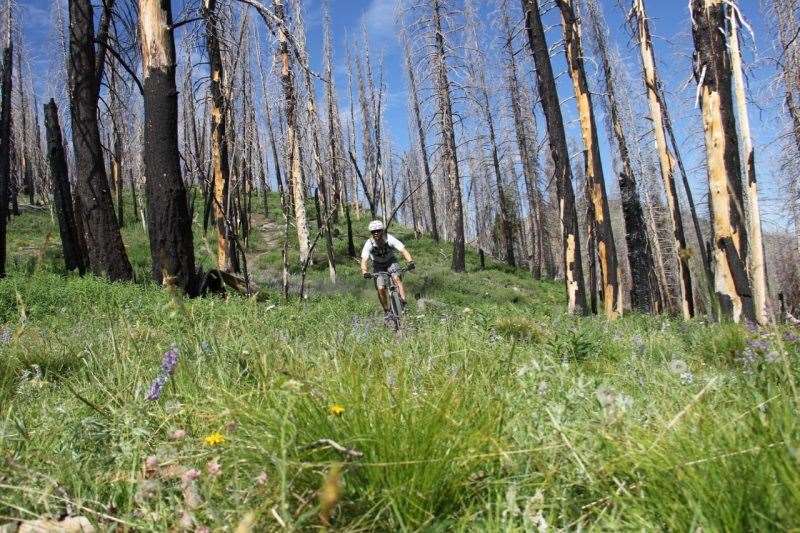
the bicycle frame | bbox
[371,267,409,330]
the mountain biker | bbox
[361,220,415,317]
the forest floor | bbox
[1,193,799,531]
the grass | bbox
[1,194,799,531]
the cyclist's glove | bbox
[407,261,416,271]
[363,272,372,279]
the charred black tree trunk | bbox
[68,0,132,281]
[140,0,197,294]
[45,100,86,274]
[521,0,587,314]
[0,46,12,278]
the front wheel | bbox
[390,291,404,319]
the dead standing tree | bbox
[44,99,86,274]
[499,0,551,279]
[403,33,439,242]
[727,2,769,325]
[464,0,516,268]
[204,0,240,273]
[631,0,697,318]
[584,0,659,313]
[139,0,197,294]
[520,0,587,314]
[430,0,466,272]
[691,0,755,323]
[68,0,133,281]
[0,43,10,278]
[557,0,621,318]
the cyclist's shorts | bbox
[373,263,400,289]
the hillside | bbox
[1,197,799,531]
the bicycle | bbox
[369,266,410,331]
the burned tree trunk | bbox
[109,53,124,228]
[0,46,11,278]
[691,0,755,323]
[139,0,197,294]
[204,0,239,273]
[44,100,86,274]
[403,36,439,242]
[585,0,658,313]
[557,0,621,318]
[68,0,132,281]
[17,51,33,205]
[632,0,695,318]
[521,0,587,314]
[275,0,311,265]
[432,0,466,272]
[728,3,768,325]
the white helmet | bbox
[368,220,385,232]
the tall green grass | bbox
[1,197,798,530]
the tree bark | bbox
[204,0,239,273]
[68,0,132,281]
[0,46,12,278]
[521,0,587,314]
[633,0,695,318]
[275,0,311,266]
[557,0,621,318]
[16,51,33,205]
[432,0,466,272]
[45,99,86,274]
[585,0,658,313]
[140,0,197,294]
[691,0,755,323]
[728,3,768,324]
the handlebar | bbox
[366,266,413,279]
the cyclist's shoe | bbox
[363,272,372,279]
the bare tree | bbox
[45,99,86,274]
[557,0,621,318]
[520,0,587,314]
[68,0,132,281]
[431,0,466,272]
[403,33,439,242]
[631,0,697,318]
[691,0,754,323]
[139,0,197,293]
[727,1,768,324]
[584,0,659,313]
[0,42,11,278]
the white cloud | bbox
[361,0,399,44]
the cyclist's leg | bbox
[390,266,407,304]
[374,273,391,312]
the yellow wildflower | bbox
[328,404,345,417]
[203,432,225,446]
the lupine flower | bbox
[145,374,168,401]
[160,345,179,375]
[145,345,180,401]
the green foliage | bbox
[1,197,799,530]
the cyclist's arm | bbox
[400,249,413,262]
[387,235,413,263]
[360,240,372,275]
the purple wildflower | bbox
[146,373,168,401]
[161,345,180,376]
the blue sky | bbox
[16,0,792,232]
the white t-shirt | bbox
[361,234,406,262]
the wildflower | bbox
[328,404,345,417]
[680,371,694,385]
[225,420,238,433]
[145,374,168,401]
[203,432,225,447]
[206,458,222,477]
[170,429,187,441]
[144,455,160,477]
[181,468,200,484]
[255,471,269,486]
[161,345,180,375]
[145,344,180,401]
